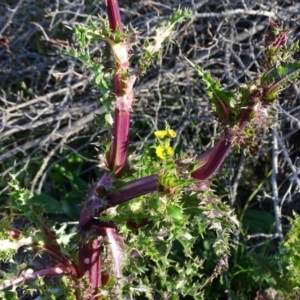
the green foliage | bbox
[242,209,275,233]
[139,8,192,73]
[186,37,300,131]
[188,62,236,124]
[94,129,238,298]
[278,213,300,296]
[65,19,114,119]
[260,61,300,102]
[0,217,20,262]
[0,172,81,298]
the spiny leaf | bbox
[167,204,183,221]
[139,8,192,72]
[261,61,300,86]
[185,59,236,123]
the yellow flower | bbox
[154,130,167,139]
[155,145,174,160]
[167,129,176,138]
[156,145,165,159]
[165,145,174,156]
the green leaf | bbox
[139,8,192,72]
[249,252,283,286]
[167,204,183,221]
[185,58,236,123]
[0,291,18,300]
[261,61,300,87]
[27,193,62,214]
[242,209,274,233]
[62,199,81,220]
[177,232,194,257]
[150,197,160,211]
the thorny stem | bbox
[0,266,65,290]
[42,243,80,278]
[78,1,130,297]
[105,228,123,286]
[191,87,255,181]
[79,174,159,230]
[106,174,159,207]
[78,238,102,297]
[33,210,80,277]
[106,0,131,177]
[191,132,233,180]
[107,108,130,176]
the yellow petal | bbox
[154,130,167,139]
[156,145,165,159]
[167,129,176,138]
[166,146,174,156]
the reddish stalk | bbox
[78,238,102,298]
[106,0,131,177]
[78,2,139,297]
[79,174,159,230]
[0,266,65,291]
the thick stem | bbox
[191,108,252,181]
[106,174,159,207]
[106,0,123,34]
[78,238,102,298]
[33,212,80,277]
[0,266,65,290]
[105,0,131,177]
[191,133,233,180]
[107,108,130,176]
[79,174,159,230]
[42,244,79,278]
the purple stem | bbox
[191,133,233,180]
[79,174,159,230]
[78,238,102,299]
[107,108,130,176]
[32,211,80,278]
[0,266,65,291]
[105,0,131,177]
[106,174,159,207]
[106,0,123,34]
[191,101,253,181]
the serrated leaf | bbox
[139,8,191,72]
[261,61,300,86]
[185,59,236,122]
